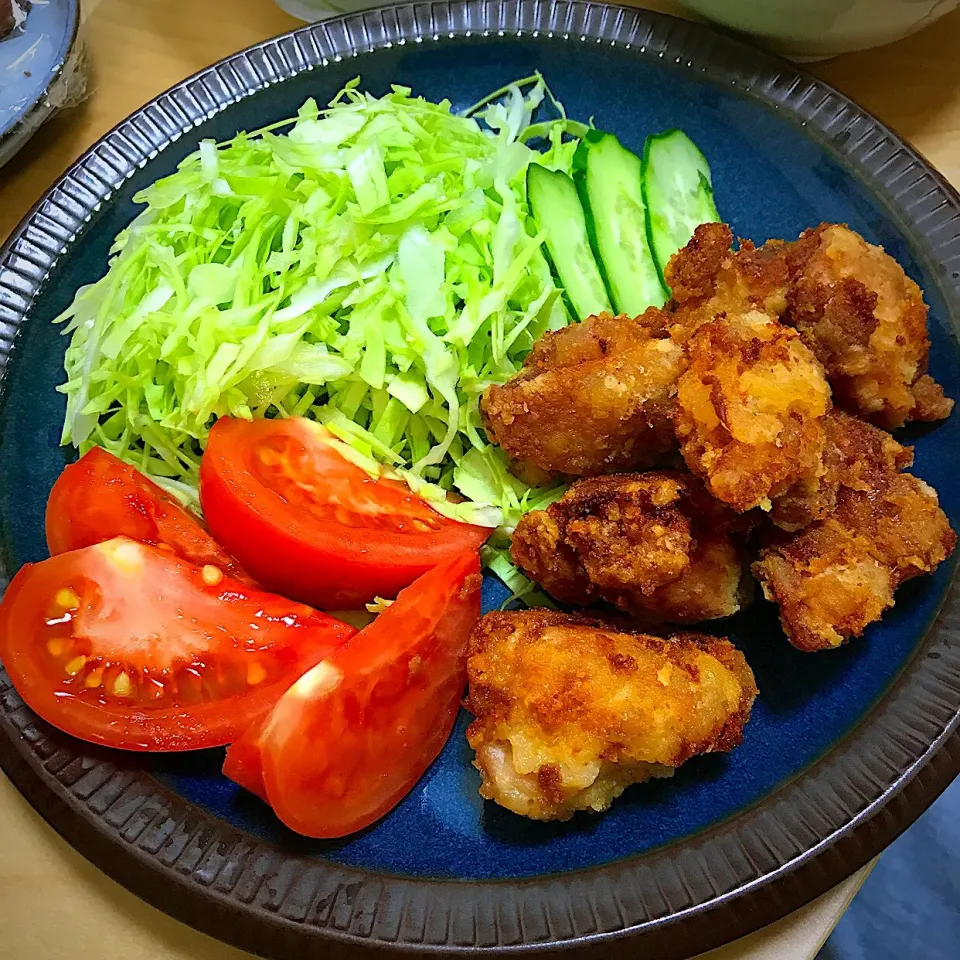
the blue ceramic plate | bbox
[1,3,959,958]
[0,0,81,169]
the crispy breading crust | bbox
[481,311,683,478]
[784,223,953,428]
[666,222,953,429]
[510,472,752,623]
[753,412,957,650]
[665,223,792,344]
[464,609,758,821]
[481,221,954,656]
[674,309,833,515]
[510,508,594,606]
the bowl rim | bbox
[0,0,82,166]
[1,2,959,958]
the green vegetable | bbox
[526,163,612,320]
[481,544,559,610]
[365,596,395,614]
[573,130,668,315]
[642,129,721,283]
[55,73,723,601]
[57,78,574,532]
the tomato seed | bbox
[64,655,87,676]
[46,638,67,656]
[113,671,134,697]
[202,564,223,586]
[246,661,267,685]
[98,539,144,576]
[55,587,80,610]
[84,668,104,689]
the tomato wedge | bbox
[223,551,482,836]
[221,724,268,800]
[199,417,491,608]
[0,537,356,751]
[46,447,251,584]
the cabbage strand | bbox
[57,77,580,528]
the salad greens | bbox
[56,73,722,597]
[58,77,577,527]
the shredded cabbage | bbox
[481,544,559,611]
[57,76,582,547]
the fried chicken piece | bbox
[674,309,833,517]
[753,412,956,651]
[481,310,683,479]
[754,525,896,652]
[665,222,792,344]
[784,223,953,429]
[666,227,837,527]
[510,472,752,623]
[510,508,594,607]
[666,222,953,429]
[644,536,751,623]
[465,610,757,821]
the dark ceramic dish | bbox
[1,3,959,958]
[0,0,81,169]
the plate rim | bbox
[1,1,960,957]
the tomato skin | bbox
[199,417,491,608]
[46,447,252,584]
[221,730,267,800]
[224,551,481,837]
[0,538,356,751]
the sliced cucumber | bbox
[527,163,612,321]
[573,130,668,315]
[642,129,721,283]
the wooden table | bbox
[3,0,960,239]
[2,0,955,957]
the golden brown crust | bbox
[754,524,895,652]
[665,223,792,344]
[480,311,683,479]
[783,223,953,428]
[666,222,953,428]
[464,610,758,820]
[753,411,957,650]
[510,509,594,606]
[555,473,696,594]
[909,374,954,423]
[674,309,832,515]
[769,407,909,531]
[638,535,753,624]
[665,222,735,306]
[510,472,752,623]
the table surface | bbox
[1,0,955,957]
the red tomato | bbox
[198,417,491,608]
[46,447,252,584]
[223,551,482,837]
[0,537,356,751]
[221,727,267,800]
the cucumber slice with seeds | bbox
[642,129,721,284]
[527,164,612,321]
[573,130,668,316]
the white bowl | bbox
[678,0,959,59]
[275,0,375,19]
